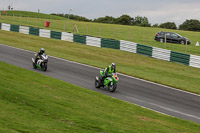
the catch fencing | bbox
[0,22,200,69]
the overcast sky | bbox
[1,0,200,26]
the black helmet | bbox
[111,63,116,69]
[40,48,45,54]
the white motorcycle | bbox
[32,53,48,71]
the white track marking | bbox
[116,96,172,117]
[126,96,200,120]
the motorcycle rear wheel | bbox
[95,77,101,88]
[33,62,37,69]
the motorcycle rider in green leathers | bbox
[101,63,116,82]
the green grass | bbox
[1,11,200,55]
[1,61,200,133]
[1,30,200,95]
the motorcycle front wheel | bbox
[42,63,47,71]
[108,83,117,92]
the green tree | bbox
[134,16,151,27]
[114,14,134,25]
[159,22,177,29]
[152,23,160,28]
[64,14,92,22]
[179,19,200,31]
[93,16,116,24]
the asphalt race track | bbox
[1,44,200,124]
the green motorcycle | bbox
[95,70,119,92]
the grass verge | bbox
[1,61,200,133]
[0,30,200,95]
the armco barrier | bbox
[19,26,29,34]
[73,34,86,44]
[51,31,61,40]
[10,24,19,32]
[39,29,50,38]
[137,44,152,57]
[152,47,171,61]
[1,23,10,31]
[61,32,73,42]
[170,51,190,66]
[101,38,120,49]
[29,27,39,36]
[120,40,137,53]
[189,54,200,68]
[86,36,101,47]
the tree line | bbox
[51,13,200,32]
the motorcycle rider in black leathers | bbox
[34,48,45,64]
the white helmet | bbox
[40,48,45,54]
[111,63,116,69]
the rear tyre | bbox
[95,77,101,88]
[108,83,117,92]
